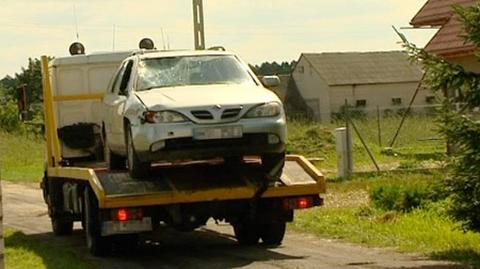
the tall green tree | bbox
[400,4,480,230]
[0,58,43,103]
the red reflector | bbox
[297,198,309,209]
[283,197,314,210]
[117,209,128,221]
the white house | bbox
[291,51,431,122]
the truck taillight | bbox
[283,196,321,210]
[117,209,128,221]
[113,208,144,222]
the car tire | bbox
[260,221,286,246]
[261,152,285,181]
[233,221,260,246]
[126,126,150,178]
[84,187,112,256]
[104,130,126,171]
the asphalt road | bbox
[2,181,467,269]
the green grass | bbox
[5,229,94,269]
[0,131,44,183]
[287,115,446,177]
[291,171,480,267]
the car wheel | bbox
[126,126,150,178]
[261,152,285,181]
[260,221,286,246]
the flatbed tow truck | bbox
[39,52,326,256]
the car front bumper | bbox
[130,117,286,162]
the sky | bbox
[0,0,436,77]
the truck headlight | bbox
[245,102,281,118]
[144,111,188,123]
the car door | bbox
[103,60,134,153]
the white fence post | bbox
[335,127,353,178]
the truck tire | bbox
[260,221,286,246]
[46,178,74,236]
[51,217,73,236]
[261,152,285,181]
[126,126,150,178]
[233,222,260,245]
[84,187,112,256]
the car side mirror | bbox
[261,76,280,87]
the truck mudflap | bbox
[47,155,325,209]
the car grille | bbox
[221,108,242,119]
[191,110,214,120]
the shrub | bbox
[0,99,21,132]
[369,181,434,212]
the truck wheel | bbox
[84,187,112,256]
[261,152,285,180]
[260,222,286,246]
[51,217,73,236]
[126,127,150,178]
[233,222,260,245]
[46,178,74,235]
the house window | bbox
[425,95,436,104]
[355,99,367,108]
[392,97,402,106]
[298,66,304,73]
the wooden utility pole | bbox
[193,0,206,50]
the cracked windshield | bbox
[137,55,255,90]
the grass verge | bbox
[5,229,93,269]
[0,131,44,183]
[291,171,480,267]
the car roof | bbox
[133,49,234,60]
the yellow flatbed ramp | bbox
[48,155,325,209]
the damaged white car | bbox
[102,50,286,178]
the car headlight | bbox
[245,102,281,118]
[144,111,188,123]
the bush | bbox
[0,99,21,132]
[369,181,434,212]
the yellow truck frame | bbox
[40,55,326,256]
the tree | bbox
[254,61,296,76]
[0,58,43,104]
[399,4,480,230]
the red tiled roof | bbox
[424,16,476,58]
[410,0,478,58]
[410,0,475,27]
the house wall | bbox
[449,55,480,73]
[329,82,434,114]
[292,57,332,122]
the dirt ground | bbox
[2,181,468,269]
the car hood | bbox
[135,84,281,110]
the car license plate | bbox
[193,126,243,140]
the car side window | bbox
[111,61,127,94]
[119,60,134,95]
